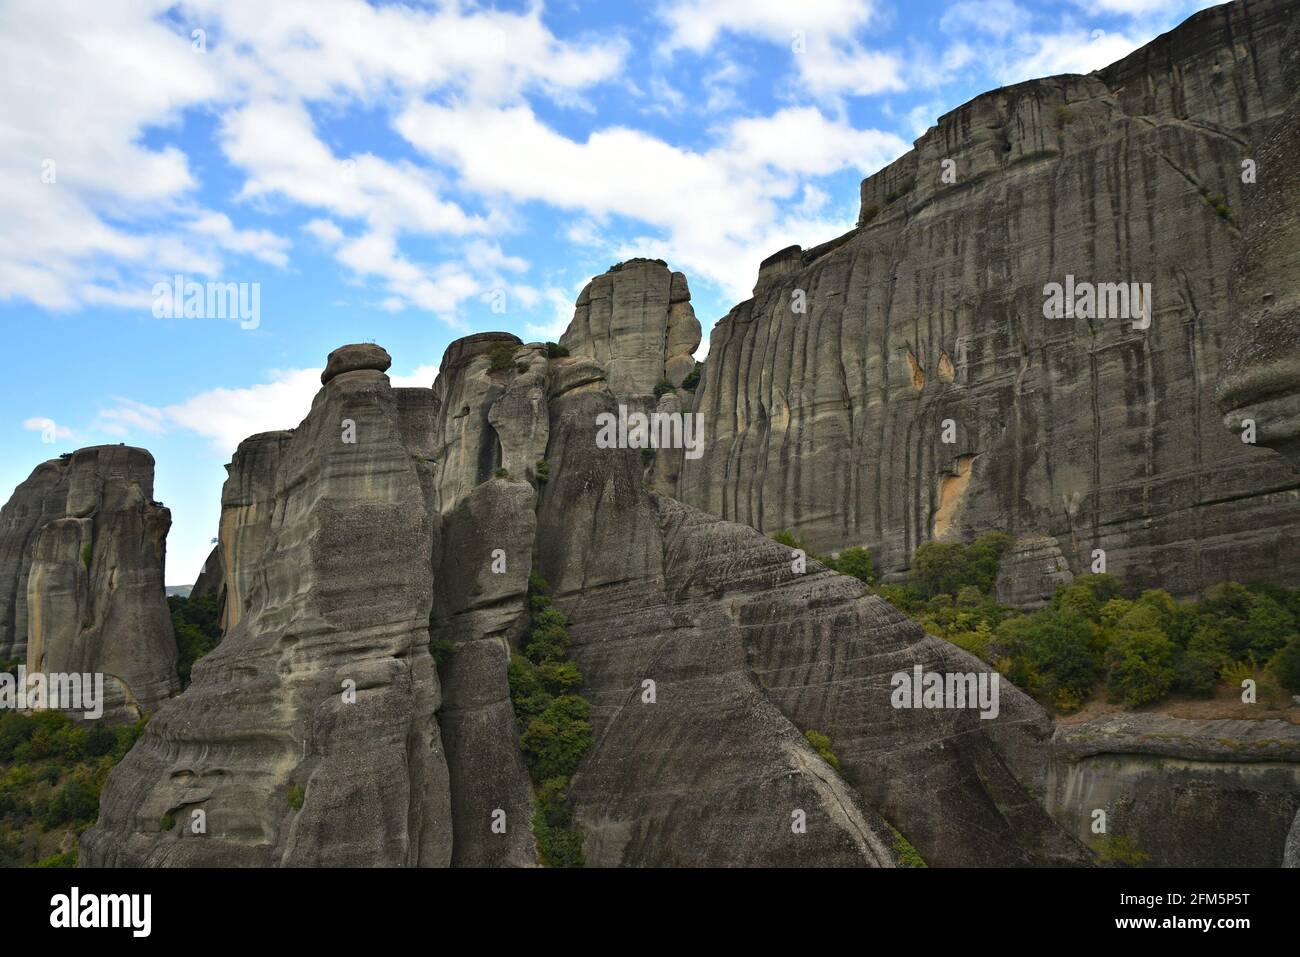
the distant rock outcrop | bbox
[678,0,1300,599]
[0,446,177,722]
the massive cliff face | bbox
[678,0,1300,600]
[1218,12,1300,466]
[0,446,177,722]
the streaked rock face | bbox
[536,383,1086,865]
[677,0,1300,598]
[560,258,701,397]
[0,446,176,722]
[77,0,1300,869]
[83,362,451,866]
[1218,15,1300,466]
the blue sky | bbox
[0,0,1221,584]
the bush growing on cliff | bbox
[681,362,702,392]
[508,574,591,866]
[828,547,874,585]
[803,730,841,773]
[487,341,517,373]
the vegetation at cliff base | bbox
[870,536,1298,713]
[507,572,592,866]
[0,700,147,867]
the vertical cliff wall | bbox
[679,0,1300,598]
[83,348,453,866]
[0,446,177,722]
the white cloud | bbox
[656,0,903,100]
[397,102,907,300]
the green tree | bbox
[1106,628,1177,707]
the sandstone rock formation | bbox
[83,347,452,866]
[0,446,177,722]
[1050,714,1300,866]
[84,337,1093,867]
[678,0,1300,599]
[560,259,701,398]
[1218,11,1300,466]
[79,0,1300,869]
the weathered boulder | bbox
[678,0,1300,598]
[0,446,177,722]
[1050,714,1300,866]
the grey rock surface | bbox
[535,381,1083,866]
[677,0,1300,598]
[0,446,177,722]
[1050,714,1300,866]
[560,258,701,399]
[1218,12,1300,466]
[82,359,451,866]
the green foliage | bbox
[888,824,927,867]
[545,342,569,359]
[532,777,584,867]
[1054,105,1074,128]
[861,203,881,223]
[653,378,674,398]
[525,607,571,664]
[876,554,1300,713]
[803,730,841,773]
[520,695,593,781]
[911,532,1010,598]
[493,466,511,479]
[508,572,592,865]
[534,459,550,484]
[80,541,93,569]
[680,362,702,392]
[29,849,77,868]
[828,547,874,585]
[287,785,305,810]
[1094,833,1150,868]
[169,592,222,687]
[160,813,176,831]
[1105,627,1177,707]
[41,776,98,829]
[486,341,517,373]
[770,530,805,551]
[1271,636,1300,694]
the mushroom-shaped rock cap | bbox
[322,343,392,384]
